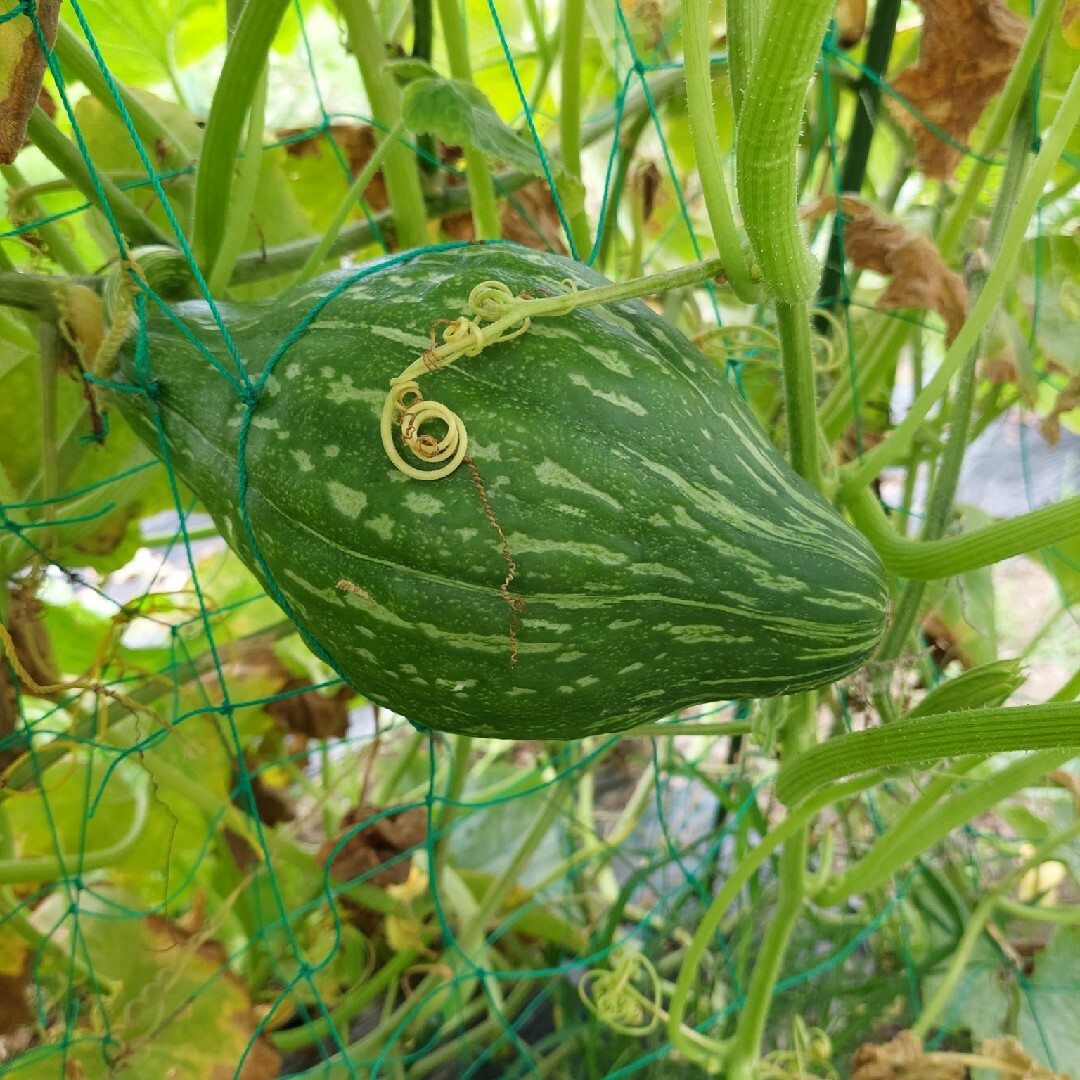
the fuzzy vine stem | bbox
[839,52,1080,499]
[559,0,592,258]
[725,0,764,122]
[435,0,501,241]
[680,0,763,303]
[333,0,429,250]
[735,0,833,303]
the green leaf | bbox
[1017,927,1080,1072]
[402,77,545,176]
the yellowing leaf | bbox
[1064,0,1080,48]
[802,196,968,343]
[887,0,1027,179]
[0,0,61,163]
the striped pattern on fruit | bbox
[107,243,888,740]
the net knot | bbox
[0,2,35,28]
[237,386,259,409]
[142,378,162,404]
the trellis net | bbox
[1,0,1079,1078]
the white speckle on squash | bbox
[619,662,644,674]
[576,676,599,687]
[608,619,643,630]
[327,481,367,518]
[568,372,647,416]
[556,651,586,663]
[558,686,575,694]
[403,491,444,516]
[324,445,340,457]
[252,415,280,430]
[285,363,301,380]
[291,450,314,472]
[364,514,394,541]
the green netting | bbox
[2,0,1080,1078]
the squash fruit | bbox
[107,243,887,739]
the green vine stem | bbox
[25,106,170,250]
[776,702,1080,807]
[207,66,268,295]
[817,749,1074,906]
[559,0,592,258]
[0,770,150,884]
[936,0,1062,258]
[735,0,833,303]
[847,486,1080,580]
[1,163,88,275]
[680,0,762,303]
[332,0,429,252]
[435,0,501,241]
[665,775,881,1069]
[913,817,1080,1039]
[839,54,1080,498]
[725,0,764,122]
[193,0,292,272]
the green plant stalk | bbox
[997,897,1080,925]
[193,0,292,270]
[1055,665,1080,702]
[725,0,765,121]
[270,943,424,1051]
[727,692,815,1080]
[207,67,268,295]
[524,0,556,117]
[873,90,1035,679]
[0,773,150,885]
[292,118,405,285]
[680,0,762,303]
[840,55,1080,498]
[432,734,473,878]
[559,0,592,258]
[332,0,429,251]
[37,321,60,553]
[374,727,427,804]
[736,0,833,303]
[776,702,1080,807]
[913,817,1080,1039]
[25,107,170,249]
[936,0,1062,258]
[818,314,912,443]
[1,164,89,275]
[53,21,195,167]
[595,110,649,271]
[435,0,501,241]
[817,749,1075,905]
[666,774,881,1068]
[847,486,1080,580]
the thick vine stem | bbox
[725,0,765,122]
[380,258,725,478]
[680,0,763,303]
[735,0,833,303]
[848,487,1080,581]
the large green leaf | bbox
[1017,927,1080,1073]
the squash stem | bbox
[559,0,593,259]
[724,0,764,122]
[680,0,762,303]
[435,0,502,241]
[333,0,429,250]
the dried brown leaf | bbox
[0,0,62,163]
[850,1030,963,1080]
[280,123,389,210]
[1063,0,1080,48]
[803,195,968,342]
[266,675,352,740]
[888,0,1027,179]
[1037,373,1080,447]
[441,179,569,254]
[978,1036,1074,1079]
[0,925,33,1036]
[320,803,427,890]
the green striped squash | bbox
[109,244,887,739]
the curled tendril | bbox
[381,378,469,481]
[578,951,661,1037]
[468,279,518,321]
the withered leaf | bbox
[441,179,569,254]
[978,1035,1074,1079]
[266,676,352,740]
[850,1030,964,1080]
[0,924,33,1035]
[280,123,389,210]
[803,195,968,343]
[1038,373,1080,447]
[836,0,868,47]
[0,0,62,163]
[888,0,1027,179]
[320,803,427,890]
